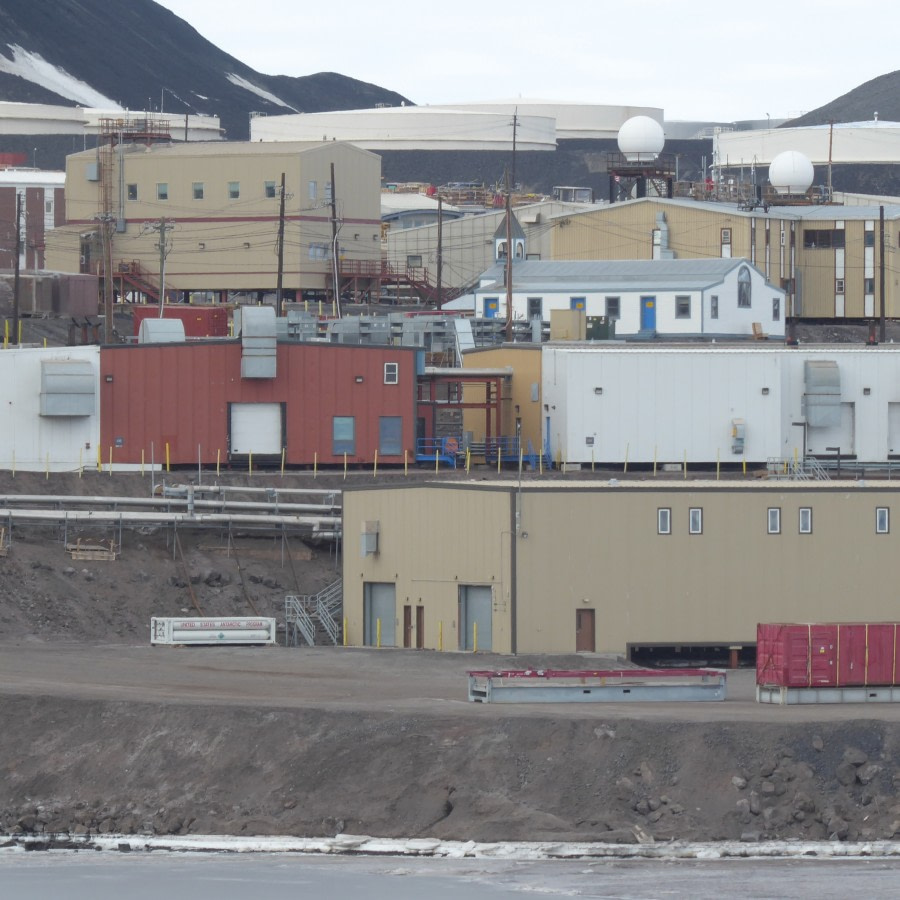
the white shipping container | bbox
[150,617,277,646]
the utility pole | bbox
[504,168,513,342]
[141,217,172,316]
[94,212,116,343]
[275,172,286,311]
[827,120,834,201]
[880,205,886,343]
[330,162,341,318]
[12,192,22,346]
[436,196,443,308]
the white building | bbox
[472,259,786,339]
[542,345,900,466]
[0,346,100,472]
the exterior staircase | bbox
[285,577,343,646]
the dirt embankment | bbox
[3,470,900,845]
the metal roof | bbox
[477,257,753,292]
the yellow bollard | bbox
[216,448,221,477]
[404,449,408,476]
[438,620,443,652]
[281,447,285,478]
[314,451,318,479]
[96,444,101,473]
[743,456,747,476]
[473,621,478,653]
[109,445,113,476]
[376,617,382,648]
[435,448,439,473]
[18,321,22,343]
[344,452,348,480]
[3,319,8,346]
[497,446,501,475]
[141,448,145,477]
[373,449,378,478]
[343,617,348,647]
[165,442,170,473]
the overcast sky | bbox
[154,0,897,123]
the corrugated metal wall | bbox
[100,342,418,465]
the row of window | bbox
[333,415,402,456]
[657,506,891,535]
[519,294,780,322]
[127,180,332,203]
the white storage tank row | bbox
[150,617,277,646]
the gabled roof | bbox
[492,210,526,242]
[475,258,767,293]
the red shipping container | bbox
[132,306,229,338]
[757,623,900,688]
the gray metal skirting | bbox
[757,684,900,705]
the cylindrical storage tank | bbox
[617,116,665,161]
[150,617,277,645]
[768,151,814,194]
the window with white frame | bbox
[658,508,671,535]
[836,278,845,294]
[767,507,781,534]
[877,507,890,534]
[264,181,277,199]
[156,183,168,201]
[721,228,731,245]
[737,265,752,307]
[710,295,719,319]
[772,297,780,321]
[799,507,812,534]
[384,362,399,384]
[675,295,691,318]
[689,507,703,534]
[308,180,317,200]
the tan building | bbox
[344,480,900,657]
[550,197,900,322]
[47,138,382,302]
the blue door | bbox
[640,296,656,331]
[483,297,499,318]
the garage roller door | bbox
[231,403,282,455]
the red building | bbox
[100,341,421,467]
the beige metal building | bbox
[344,480,900,657]
[46,138,382,302]
[550,196,900,321]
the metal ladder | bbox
[284,577,343,647]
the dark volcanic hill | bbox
[786,70,900,126]
[0,0,409,141]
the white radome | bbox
[768,150,814,194]
[617,116,665,161]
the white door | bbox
[231,403,282,454]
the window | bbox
[308,242,328,260]
[384,362,399,384]
[767,508,781,534]
[324,181,333,202]
[264,181,277,199]
[772,297,780,321]
[803,229,844,249]
[865,231,875,248]
[865,278,875,294]
[379,417,403,455]
[721,228,731,245]
[799,507,812,534]
[127,184,138,201]
[227,181,240,199]
[527,297,543,319]
[737,265,752,308]
[308,180,317,200]
[689,508,703,534]
[156,183,168,201]
[407,255,423,268]
[835,278,845,294]
[876,507,890,534]
[605,296,620,320]
[658,508,671,535]
[332,416,355,455]
[675,295,691,319]
[710,295,719,319]
[192,182,204,200]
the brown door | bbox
[403,605,412,648]
[415,606,425,649]
[575,608,595,652]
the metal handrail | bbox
[284,595,316,647]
